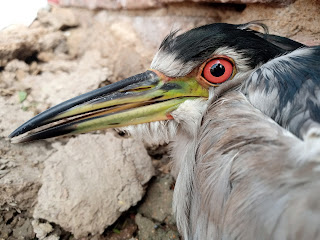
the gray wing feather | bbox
[182,91,320,240]
[241,46,320,140]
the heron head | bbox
[9,22,302,143]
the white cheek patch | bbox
[171,98,209,135]
[118,120,179,145]
[150,50,197,78]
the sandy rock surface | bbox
[0,0,319,239]
[138,175,175,224]
[0,27,47,66]
[34,133,154,238]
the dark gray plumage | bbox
[242,46,320,139]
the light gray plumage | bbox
[173,91,320,240]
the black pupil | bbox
[210,63,225,77]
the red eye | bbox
[203,59,234,84]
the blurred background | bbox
[0,0,319,239]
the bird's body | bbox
[9,22,320,239]
[174,91,320,239]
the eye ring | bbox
[198,57,236,86]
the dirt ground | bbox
[0,1,320,239]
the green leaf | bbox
[112,228,121,234]
[18,91,27,103]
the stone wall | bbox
[51,0,296,9]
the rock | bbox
[0,97,52,215]
[0,10,72,67]
[43,235,60,240]
[66,11,218,82]
[103,218,138,239]
[0,94,54,240]
[33,133,155,238]
[37,51,56,62]
[0,212,36,240]
[0,140,44,211]
[0,26,47,66]
[134,175,179,239]
[22,50,111,112]
[0,94,33,137]
[4,60,29,73]
[3,60,30,82]
[138,175,175,223]
[292,35,320,46]
[0,223,11,239]
[226,0,320,40]
[135,213,179,240]
[54,0,294,10]
[135,214,157,240]
[0,21,66,67]
[38,31,67,53]
[12,218,35,240]
[164,0,294,4]
[29,61,41,75]
[37,7,79,31]
[32,219,54,239]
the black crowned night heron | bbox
[10,22,320,239]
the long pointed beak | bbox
[9,70,208,143]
